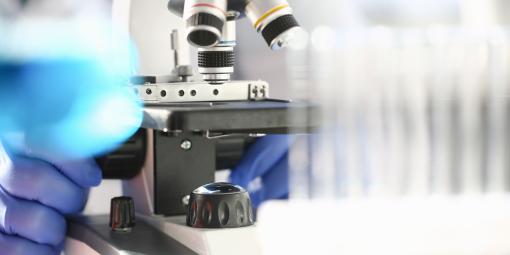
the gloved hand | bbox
[0,142,102,255]
[229,135,293,209]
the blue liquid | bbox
[0,58,143,159]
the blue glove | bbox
[0,19,143,159]
[229,135,293,208]
[0,142,102,255]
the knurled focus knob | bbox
[110,196,136,232]
[186,182,254,228]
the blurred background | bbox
[236,0,510,97]
[233,1,510,254]
[231,0,510,197]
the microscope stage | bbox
[142,99,317,133]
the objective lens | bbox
[198,47,234,83]
[184,0,228,48]
[196,12,237,84]
[245,0,302,50]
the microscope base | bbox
[65,214,260,255]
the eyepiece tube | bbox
[184,0,228,48]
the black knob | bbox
[186,182,254,228]
[110,196,136,232]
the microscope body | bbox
[111,0,309,217]
[65,0,315,254]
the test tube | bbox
[400,29,431,195]
[427,26,455,195]
[457,30,485,194]
[485,28,510,193]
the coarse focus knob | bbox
[110,196,136,232]
[186,182,254,228]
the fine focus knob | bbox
[110,196,136,232]
[186,182,254,228]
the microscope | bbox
[65,0,316,254]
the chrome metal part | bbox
[135,84,159,102]
[201,73,231,82]
[182,195,191,206]
[136,80,269,103]
[180,139,192,150]
[170,29,180,67]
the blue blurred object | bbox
[0,142,102,255]
[0,59,142,159]
[229,135,293,208]
[0,20,143,159]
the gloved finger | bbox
[0,156,87,214]
[1,140,102,189]
[230,135,293,187]
[47,158,102,189]
[0,187,66,247]
[0,232,58,255]
[249,153,289,208]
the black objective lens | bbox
[261,14,299,48]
